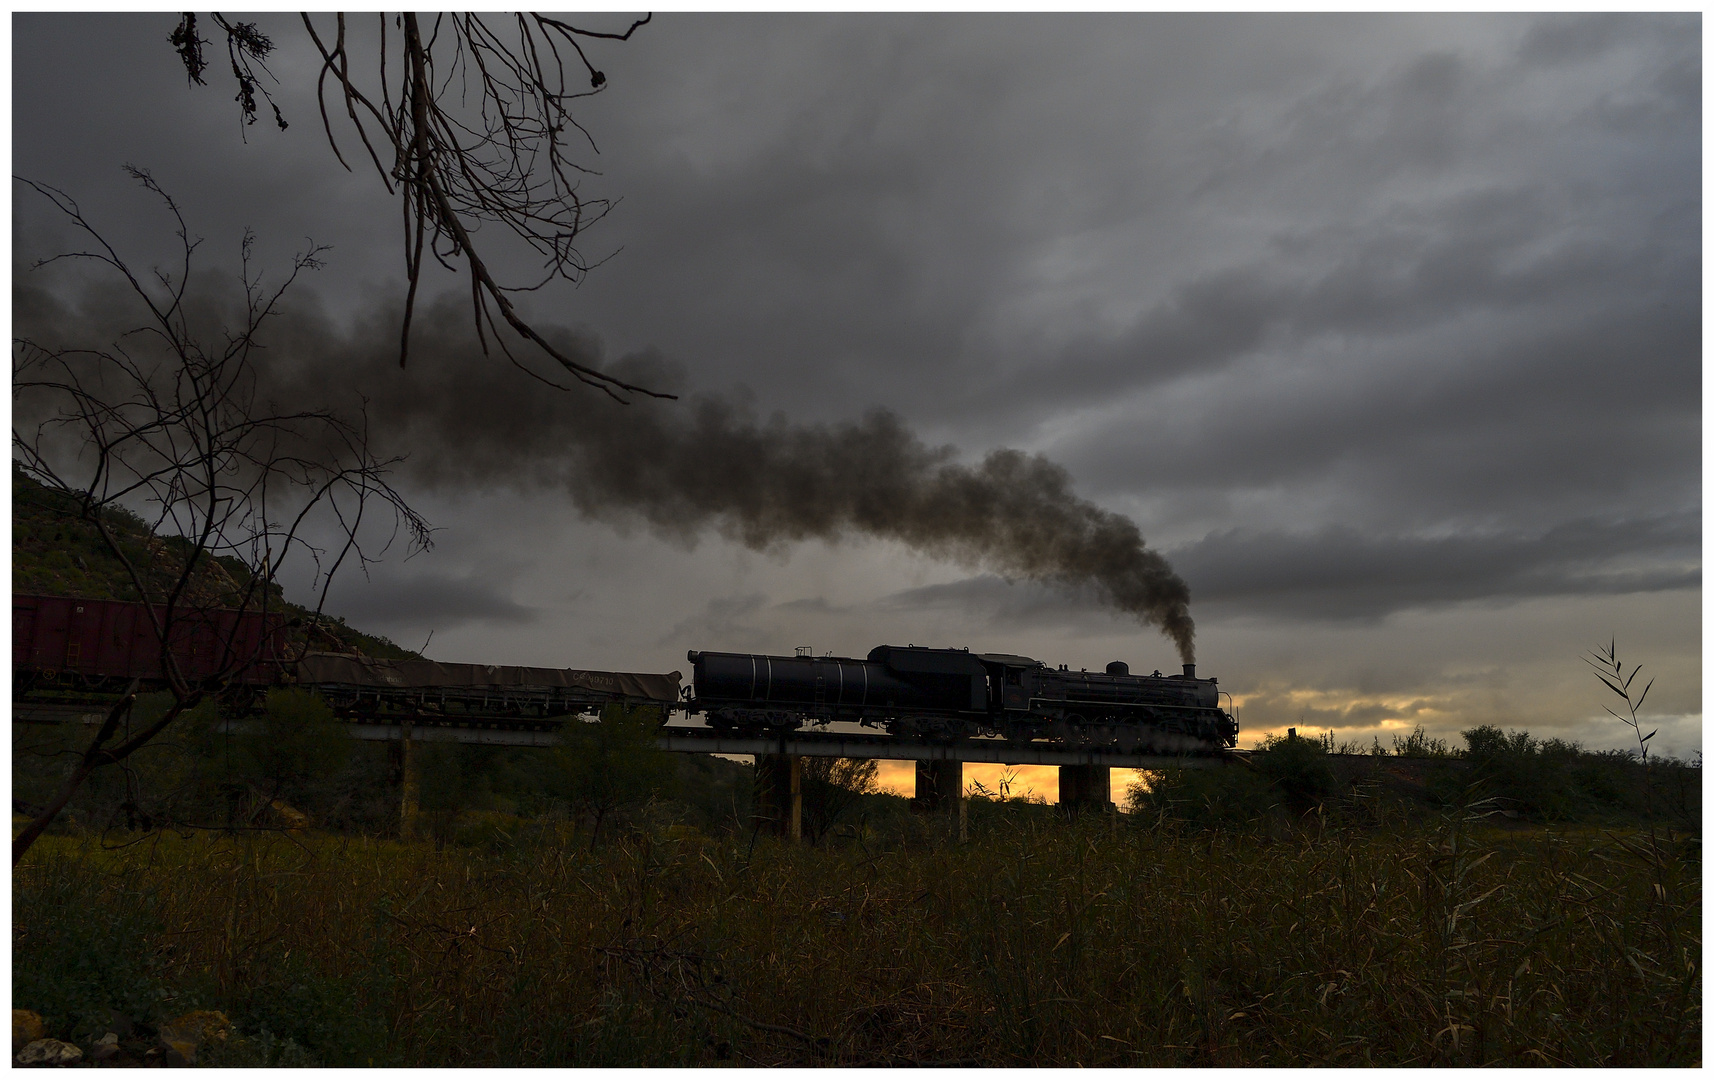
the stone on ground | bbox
[15,1039,82,1067]
[89,1033,121,1062]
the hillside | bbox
[12,467,420,660]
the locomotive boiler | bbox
[686,645,1238,754]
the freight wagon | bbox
[12,593,288,698]
[11,594,679,721]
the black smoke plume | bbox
[16,278,1196,660]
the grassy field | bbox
[13,803,1699,1067]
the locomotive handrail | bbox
[1031,696,1218,713]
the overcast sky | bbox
[11,13,1702,790]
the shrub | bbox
[800,758,880,845]
[1126,761,1277,826]
[12,857,171,1041]
[1461,724,1535,760]
[240,688,353,798]
[199,1028,322,1068]
[1451,725,1695,824]
[551,702,676,846]
[1125,734,1345,826]
[225,951,388,1067]
[1392,725,1452,758]
[1252,732,1339,815]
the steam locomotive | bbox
[686,645,1238,754]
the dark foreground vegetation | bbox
[12,719,1702,1067]
[1140,725,1701,832]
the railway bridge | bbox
[15,700,1230,841]
[357,719,1227,839]
[12,594,1236,841]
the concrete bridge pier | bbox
[391,720,420,839]
[914,760,963,811]
[753,754,802,840]
[914,760,967,841]
[1059,764,1112,815]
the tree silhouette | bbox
[11,170,428,864]
[172,12,669,401]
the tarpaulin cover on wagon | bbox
[295,652,682,703]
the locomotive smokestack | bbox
[1182,663,1196,679]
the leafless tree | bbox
[171,11,670,402]
[11,169,431,865]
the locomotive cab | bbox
[976,652,1044,713]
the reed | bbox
[12,805,1699,1067]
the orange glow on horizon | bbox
[874,760,1147,806]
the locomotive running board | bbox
[198,716,1233,764]
[312,722,1229,764]
[652,727,1226,767]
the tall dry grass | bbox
[13,807,1700,1066]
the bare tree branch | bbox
[178,11,670,401]
[12,171,431,864]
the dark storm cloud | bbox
[873,508,1698,628]
[14,15,1696,450]
[556,12,1699,434]
[1518,14,1658,67]
[12,265,1198,659]
[1059,290,1699,530]
[1229,689,1449,740]
[11,14,400,288]
[1172,512,1700,622]
[879,575,1113,632]
[659,593,771,649]
[1037,180,1697,408]
[322,571,540,631]
[10,13,1699,672]
[775,597,855,616]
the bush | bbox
[552,702,676,846]
[667,753,754,834]
[1461,724,1536,761]
[1455,725,1700,826]
[1392,725,1452,758]
[1127,761,1277,826]
[801,758,880,845]
[225,951,388,1067]
[199,1027,322,1067]
[14,690,378,836]
[1127,734,1344,827]
[12,857,171,1042]
[239,688,352,799]
[1251,733,1339,814]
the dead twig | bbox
[180,12,668,400]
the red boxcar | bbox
[12,594,289,687]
